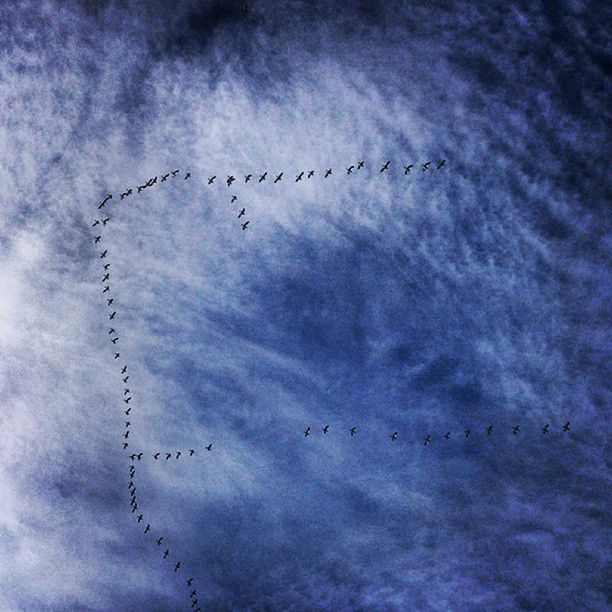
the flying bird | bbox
[238,208,246,218]
[154,453,160,459]
[102,286,110,293]
[208,176,216,185]
[379,161,390,172]
[307,170,315,178]
[390,431,398,441]
[231,195,237,203]
[92,220,100,227]
[227,175,235,186]
[357,160,364,169]
[274,172,283,183]
[94,236,101,243]
[102,273,109,282]
[123,376,129,383]
[124,397,132,404]
[156,537,164,546]
[245,174,252,183]
[304,427,311,437]
[111,337,119,344]
[486,425,493,435]
[165,453,172,460]
[295,172,304,182]
[137,514,143,523]
[103,263,110,270]
[542,424,549,434]
[563,421,571,431]
[176,451,181,459]
[189,449,195,456]
[121,366,127,374]
[171,169,179,176]
[465,429,471,438]
[187,578,194,587]
[258,172,267,182]
[424,435,431,445]
[184,172,191,180]
[109,311,116,320]
[436,159,446,169]
[114,352,120,359]
[347,165,354,174]
[125,408,131,415]
[107,299,114,306]
[324,168,332,178]
[422,161,431,171]
[206,443,213,451]
[241,221,250,230]
[350,427,357,436]
[174,561,181,572]
[124,388,129,395]
[97,194,112,209]
[512,425,520,435]
[100,250,108,259]
[163,549,169,559]
[404,164,414,174]
[144,524,150,533]
[444,431,451,440]
[109,328,115,335]
[161,173,170,182]
[322,425,329,434]
[102,218,110,226]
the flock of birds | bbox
[302,422,572,441]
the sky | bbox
[0,0,610,610]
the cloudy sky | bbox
[0,0,610,610]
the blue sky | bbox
[0,1,610,610]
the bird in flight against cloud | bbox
[304,427,311,437]
[308,170,315,178]
[231,195,237,203]
[241,221,250,230]
[421,161,431,171]
[404,164,414,174]
[245,174,252,183]
[258,171,267,182]
[436,159,446,169]
[274,172,283,183]
[325,168,332,177]
[350,427,357,436]
[486,425,493,435]
[390,431,398,441]
[205,443,213,451]
[542,423,549,434]
[424,434,431,445]
[237,208,246,218]
[357,160,364,169]
[208,176,216,185]
[322,425,329,434]
[227,175,235,186]
[347,165,354,174]
[380,160,390,172]
[563,421,571,431]
[295,171,304,182]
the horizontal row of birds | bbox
[303,422,572,441]
[93,190,202,610]
[129,446,213,461]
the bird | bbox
[136,453,143,461]
[98,194,112,209]
[102,286,110,293]
[176,451,182,459]
[512,425,520,435]
[109,311,116,320]
[111,337,119,345]
[231,195,237,203]
[92,220,100,227]
[208,176,216,185]
[304,427,311,437]
[103,263,110,270]
[184,172,191,180]
[156,537,164,546]
[163,549,169,559]
[124,388,129,395]
[120,189,132,199]
[542,423,549,434]
[108,328,115,335]
[322,425,329,434]
[94,235,101,244]
[274,172,283,183]
[137,514,143,523]
[102,218,110,226]
[187,578,194,587]
[123,376,129,383]
[307,170,315,178]
[436,159,446,169]
[404,164,414,174]
[121,366,127,374]
[325,168,332,178]
[245,174,252,183]
[390,431,398,441]
[347,165,354,174]
[174,561,181,572]
[563,421,571,432]
[486,425,493,435]
[131,504,138,513]
[144,524,150,534]
[107,299,114,306]
[123,442,128,449]
[191,590,197,598]
[165,453,172,460]
[238,208,246,218]
[465,428,471,438]
[444,431,451,440]
[205,443,213,451]
[102,273,110,282]
[114,352,120,359]
[124,431,130,439]
[161,173,170,182]
[259,172,267,182]
[124,407,131,415]
[100,250,108,259]
[350,427,357,436]
[241,221,250,230]
[380,161,390,172]
[189,449,195,456]
[357,160,364,169]
[137,185,144,193]
[154,452,160,459]
[424,435,431,445]
[124,397,132,404]
[422,161,431,171]
[125,421,131,427]
[227,175,235,186]
[295,172,304,182]
[171,169,179,176]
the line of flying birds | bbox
[93,189,202,610]
[302,421,572,441]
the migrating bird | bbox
[107,299,114,306]
[227,175,235,186]
[121,366,127,374]
[154,452,160,459]
[144,524,150,534]
[295,172,304,182]
[98,194,112,209]
[245,174,252,183]
[444,431,451,440]
[307,170,315,178]
[436,159,446,169]
[357,160,364,169]
[102,286,110,293]
[136,453,143,461]
[171,169,179,177]
[100,250,108,259]
[325,168,332,178]
[124,431,130,439]
[124,397,132,404]
[163,549,169,559]
[114,352,120,359]
[187,578,194,587]
[125,407,131,415]
[176,451,182,459]
[258,172,267,182]
[322,425,329,434]
[542,423,549,434]
[120,189,132,199]
[165,453,172,460]
[208,176,216,185]
[347,165,354,174]
[137,185,145,193]
[102,273,110,282]
[94,236,102,244]
[161,173,170,182]
[304,427,311,437]
[465,429,471,438]
[563,421,571,432]
[174,561,181,572]
[238,208,246,218]
[189,449,195,456]
[124,388,130,395]
[390,431,398,442]
[131,504,138,513]
[103,263,110,270]
[109,311,116,320]
[123,376,129,383]
[92,220,100,227]
[156,537,164,546]
[184,172,191,180]
[424,435,431,445]
[274,172,283,183]
[191,590,197,598]
[350,427,357,436]
[137,514,143,523]
[512,425,520,435]
[123,442,128,449]
[125,421,131,427]
[486,425,493,435]
[147,176,158,187]
[205,443,213,451]
[421,161,431,171]
[111,337,119,344]
[231,195,238,203]
[241,221,250,230]
[102,218,110,226]
[380,161,390,172]
[404,164,414,174]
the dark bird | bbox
[444,431,451,440]
[163,549,169,559]
[92,220,100,227]
[245,174,252,183]
[111,337,119,345]
[424,435,431,445]
[125,407,131,415]
[121,366,127,374]
[154,452,160,459]
[379,161,390,172]
[124,431,129,439]
[107,299,114,306]
[307,170,315,178]
[350,427,357,436]
[103,263,110,270]
[357,160,364,169]
[404,164,414,174]
[422,161,431,171]
[109,311,116,320]
[161,173,170,182]
[156,537,164,546]
[102,286,110,293]
[94,235,101,244]
[237,208,246,218]
[147,176,158,186]
[100,250,108,259]
[563,421,571,432]
[208,176,216,185]
[137,185,144,193]
[114,352,120,359]
[189,449,195,456]
[436,159,446,169]
[137,514,143,523]
[123,442,128,449]
[102,273,110,282]
[512,425,520,435]
[136,453,143,461]
[191,590,197,598]
[304,427,311,437]
[131,504,138,513]
[259,172,267,182]
[171,170,179,177]
[347,165,354,174]
[295,172,304,182]
[144,524,150,533]
[192,601,199,609]
[165,453,172,460]
[125,421,130,427]
[322,425,329,434]
[174,561,181,572]
[465,428,471,438]
[205,443,212,451]
[274,172,283,183]
[542,423,549,434]
[128,481,134,489]
[124,397,132,404]
[187,578,194,587]
[227,175,235,186]
[124,388,129,395]
[241,221,250,230]
[120,189,132,199]
[184,172,191,180]
[390,431,398,441]
[123,376,129,383]
[486,425,493,435]
[102,218,110,226]
[325,168,332,178]
[176,451,182,459]
[231,195,237,203]
[98,194,112,209]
